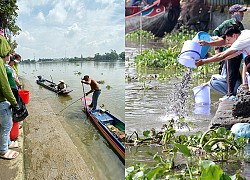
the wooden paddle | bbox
[57,97,81,113]
[81,82,87,112]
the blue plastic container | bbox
[192,31,211,58]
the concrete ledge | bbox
[0,123,24,180]
[23,80,94,179]
[210,84,250,129]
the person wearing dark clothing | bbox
[225,54,242,96]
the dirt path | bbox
[0,78,94,180]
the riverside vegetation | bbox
[21,50,125,63]
[125,30,249,179]
[126,29,217,82]
[125,119,249,179]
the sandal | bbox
[0,149,19,160]
[8,141,19,149]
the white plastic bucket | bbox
[193,104,210,115]
[178,40,201,68]
[193,86,211,104]
[192,31,211,58]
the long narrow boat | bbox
[36,76,73,95]
[125,0,180,37]
[82,97,125,161]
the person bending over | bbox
[196,28,250,89]
[57,80,66,92]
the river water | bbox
[125,41,221,165]
[19,60,124,180]
[125,42,221,135]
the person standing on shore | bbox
[0,35,19,160]
[11,54,21,77]
[7,58,22,89]
[81,75,101,111]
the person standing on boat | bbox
[57,80,66,92]
[81,75,101,111]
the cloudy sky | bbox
[14,0,124,60]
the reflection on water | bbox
[20,61,125,180]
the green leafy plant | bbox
[125,118,249,179]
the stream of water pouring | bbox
[172,68,193,118]
[162,68,193,128]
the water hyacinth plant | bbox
[125,119,248,179]
[126,30,156,41]
[127,29,218,79]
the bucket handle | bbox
[178,50,201,58]
[193,85,206,98]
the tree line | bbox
[21,50,125,63]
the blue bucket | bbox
[192,31,211,58]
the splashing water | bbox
[162,68,193,126]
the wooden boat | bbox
[36,76,73,95]
[125,0,180,37]
[82,97,125,161]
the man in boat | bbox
[81,75,101,111]
[57,80,67,92]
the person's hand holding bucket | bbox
[178,40,201,68]
[195,59,205,67]
[198,40,210,46]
